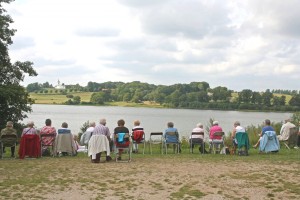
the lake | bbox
[25,104,291,139]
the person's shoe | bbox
[294,146,299,149]
[117,157,122,161]
[11,154,15,158]
[106,156,112,161]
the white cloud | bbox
[3,0,300,91]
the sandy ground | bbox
[1,153,299,200]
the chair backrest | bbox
[165,132,179,143]
[132,130,145,142]
[191,132,204,137]
[150,132,163,136]
[40,133,56,146]
[114,132,130,143]
[0,134,17,147]
[213,131,224,137]
[288,127,298,146]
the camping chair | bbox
[259,131,280,153]
[40,133,56,157]
[149,132,163,154]
[131,130,146,154]
[18,134,41,159]
[281,127,299,150]
[0,134,18,159]
[235,132,250,156]
[54,130,76,156]
[114,132,131,162]
[88,134,111,163]
[163,131,180,154]
[189,132,205,153]
[209,131,225,154]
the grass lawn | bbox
[0,145,299,200]
[30,92,93,104]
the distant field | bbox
[30,92,93,104]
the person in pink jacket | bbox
[209,121,223,140]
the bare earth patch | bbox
[0,154,299,200]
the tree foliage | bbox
[0,0,37,129]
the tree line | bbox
[27,81,300,112]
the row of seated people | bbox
[1,118,299,160]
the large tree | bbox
[0,0,37,129]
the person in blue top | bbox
[164,122,181,153]
[253,119,274,149]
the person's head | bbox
[6,121,13,128]
[133,120,140,126]
[265,119,271,126]
[213,121,219,126]
[234,121,240,127]
[100,118,106,126]
[117,119,125,127]
[27,121,34,127]
[196,123,203,128]
[89,122,96,127]
[45,119,52,126]
[167,122,174,128]
[62,122,68,128]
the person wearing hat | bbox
[0,121,18,157]
[209,121,223,140]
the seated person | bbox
[57,122,76,156]
[0,121,17,157]
[209,121,223,141]
[164,122,181,153]
[88,118,112,163]
[231,121,245,147]
[131,120,144,153]
[253,119,274,149]
[190,123,207,154]
[114,119,130,161]
[39,119,57,154]
[277,118,295,141]
[22,121,38,136]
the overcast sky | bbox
[4,0,300,92]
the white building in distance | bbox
[55,79,66,90]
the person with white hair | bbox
[278,118,295,141]
[209,121,223,141]
[22,121,38,136]
[190,123,208,154]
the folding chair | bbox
[0,134,17,159]
[259,131,280,153]
[189,132,205,153]
[149,132,163,154]
[54,132,76,157]
[209,131,225,154]
[235,132,250,156]
[40,133,56,157]
[114,132,131,162]
[131,130,146,154]
[164,131,180,154]
[18,134,41,159]
[282,127,299,150]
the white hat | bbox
[213,121,219,125]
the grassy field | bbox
[30,92,93,104]
[0,145,299,200]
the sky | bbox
[4,0,300,92]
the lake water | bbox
[25,104,291,139]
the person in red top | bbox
[40,119,57,153]
[209,121,223,140]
